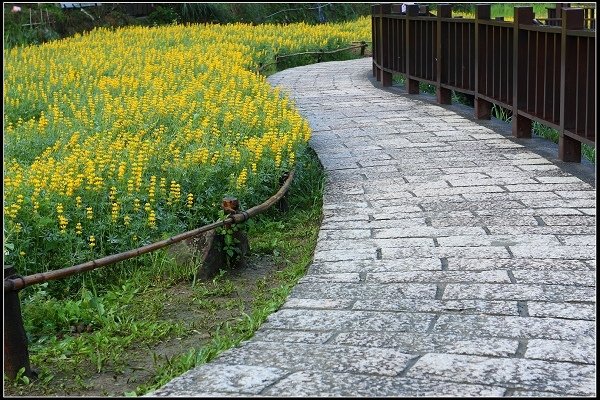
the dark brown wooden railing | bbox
[372,3,596,162]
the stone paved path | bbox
[150,58,596,397]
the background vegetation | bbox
[428,3,595,19]
[3,3,372,49]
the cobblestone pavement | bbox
[150,58,596,397]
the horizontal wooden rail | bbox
[372,3,596,162]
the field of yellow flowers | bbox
[3,17,371,284]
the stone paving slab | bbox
[150,58,596,397]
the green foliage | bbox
[285,147,326,211]
[3,3,62,48]
[7,368,32,386]
[147,5,180,25]
[216,212,245,267]
[491,104,512,122]
[582,145,596,163]
[428,3,554,19]
[489,3,552,19]
[174,3,371,24]
[6,9,334,396]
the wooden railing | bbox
[372,3,596,162]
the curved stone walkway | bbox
[150,58,596,397]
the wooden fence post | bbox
[512,7,534,138]
[557,3,570,19]
[436,4,452,104]
[376,4,386,82]
[406,4,420,94]
[4,265,35,380]
[547,6,557,26]
[559,8,584,162]
[475,4,492,119]
[372,4,378,77]
[380,3,393,86]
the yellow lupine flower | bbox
[58,215,68,233]
[169,181,181,201]
[148,210,156,228]
[111,202,119,222]
[236,169,248,189]
[109,186,117,201]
